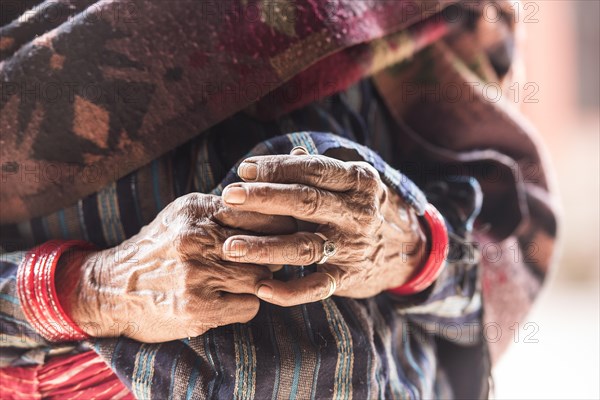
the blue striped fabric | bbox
[1,79,484,399]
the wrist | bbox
[381,188,429,289]
[55,249,106,337]
[387,203,449,296]
[16,240,96,341]
[407,218,429,274]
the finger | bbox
[186,293,261,336]
[176,222,281,270]
[214,206,297,235]
[222,232,330,265]
[193,261,272,294]
[237,154,377,192]
[253,272,337,307]
[180,194,297,235]
[222,182,347,225]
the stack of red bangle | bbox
[387,203,449,296]
[17,240,94,342]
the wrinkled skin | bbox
[57,195,297,342]
[58,148,426,341]
[220,147,427,307]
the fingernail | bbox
[238,162,258,180]
[224,239,247,256]
[290,146,308,155]
[257,285,273,299]
[223,186,247,204]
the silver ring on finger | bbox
[291,145,309,154]
[322,272,337,299]
[314,232,337,265]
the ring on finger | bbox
[291,145,309,154]
[314,232,336,264]
[322,272,337,299]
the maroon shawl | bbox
[0,0,559,362]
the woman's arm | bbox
[1,193,299,354]
[56,194,282,343]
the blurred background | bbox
[493,1,599,399]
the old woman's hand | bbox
[220,149,428,306]
[56,193,296,342]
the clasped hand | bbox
[221,147,426,306]
[61,148,425,342]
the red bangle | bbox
[17,240,95,342]
[387,203,449,296]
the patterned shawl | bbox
[3,0,495,222]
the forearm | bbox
[55,248,118,339]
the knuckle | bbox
[261,158,281,180]
[173,232,189,255]
[174,230,204,258]
[360,203,379,221]
[299,234,320,263]
[318,283,331,300]
[299,186,321,217]
[178,193,219,217]
[365,187,380,204]
[368,214,385,232]
[309,279,331,302]
[333,270,351,291]
[177,192,202,211]
[162,194,219,230]
[304,156,328,184]
[344,199,375,227]
[176,228,194,244]
[351,162,380,190]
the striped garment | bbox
[0,350,134,399]
[2,79,486,399]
